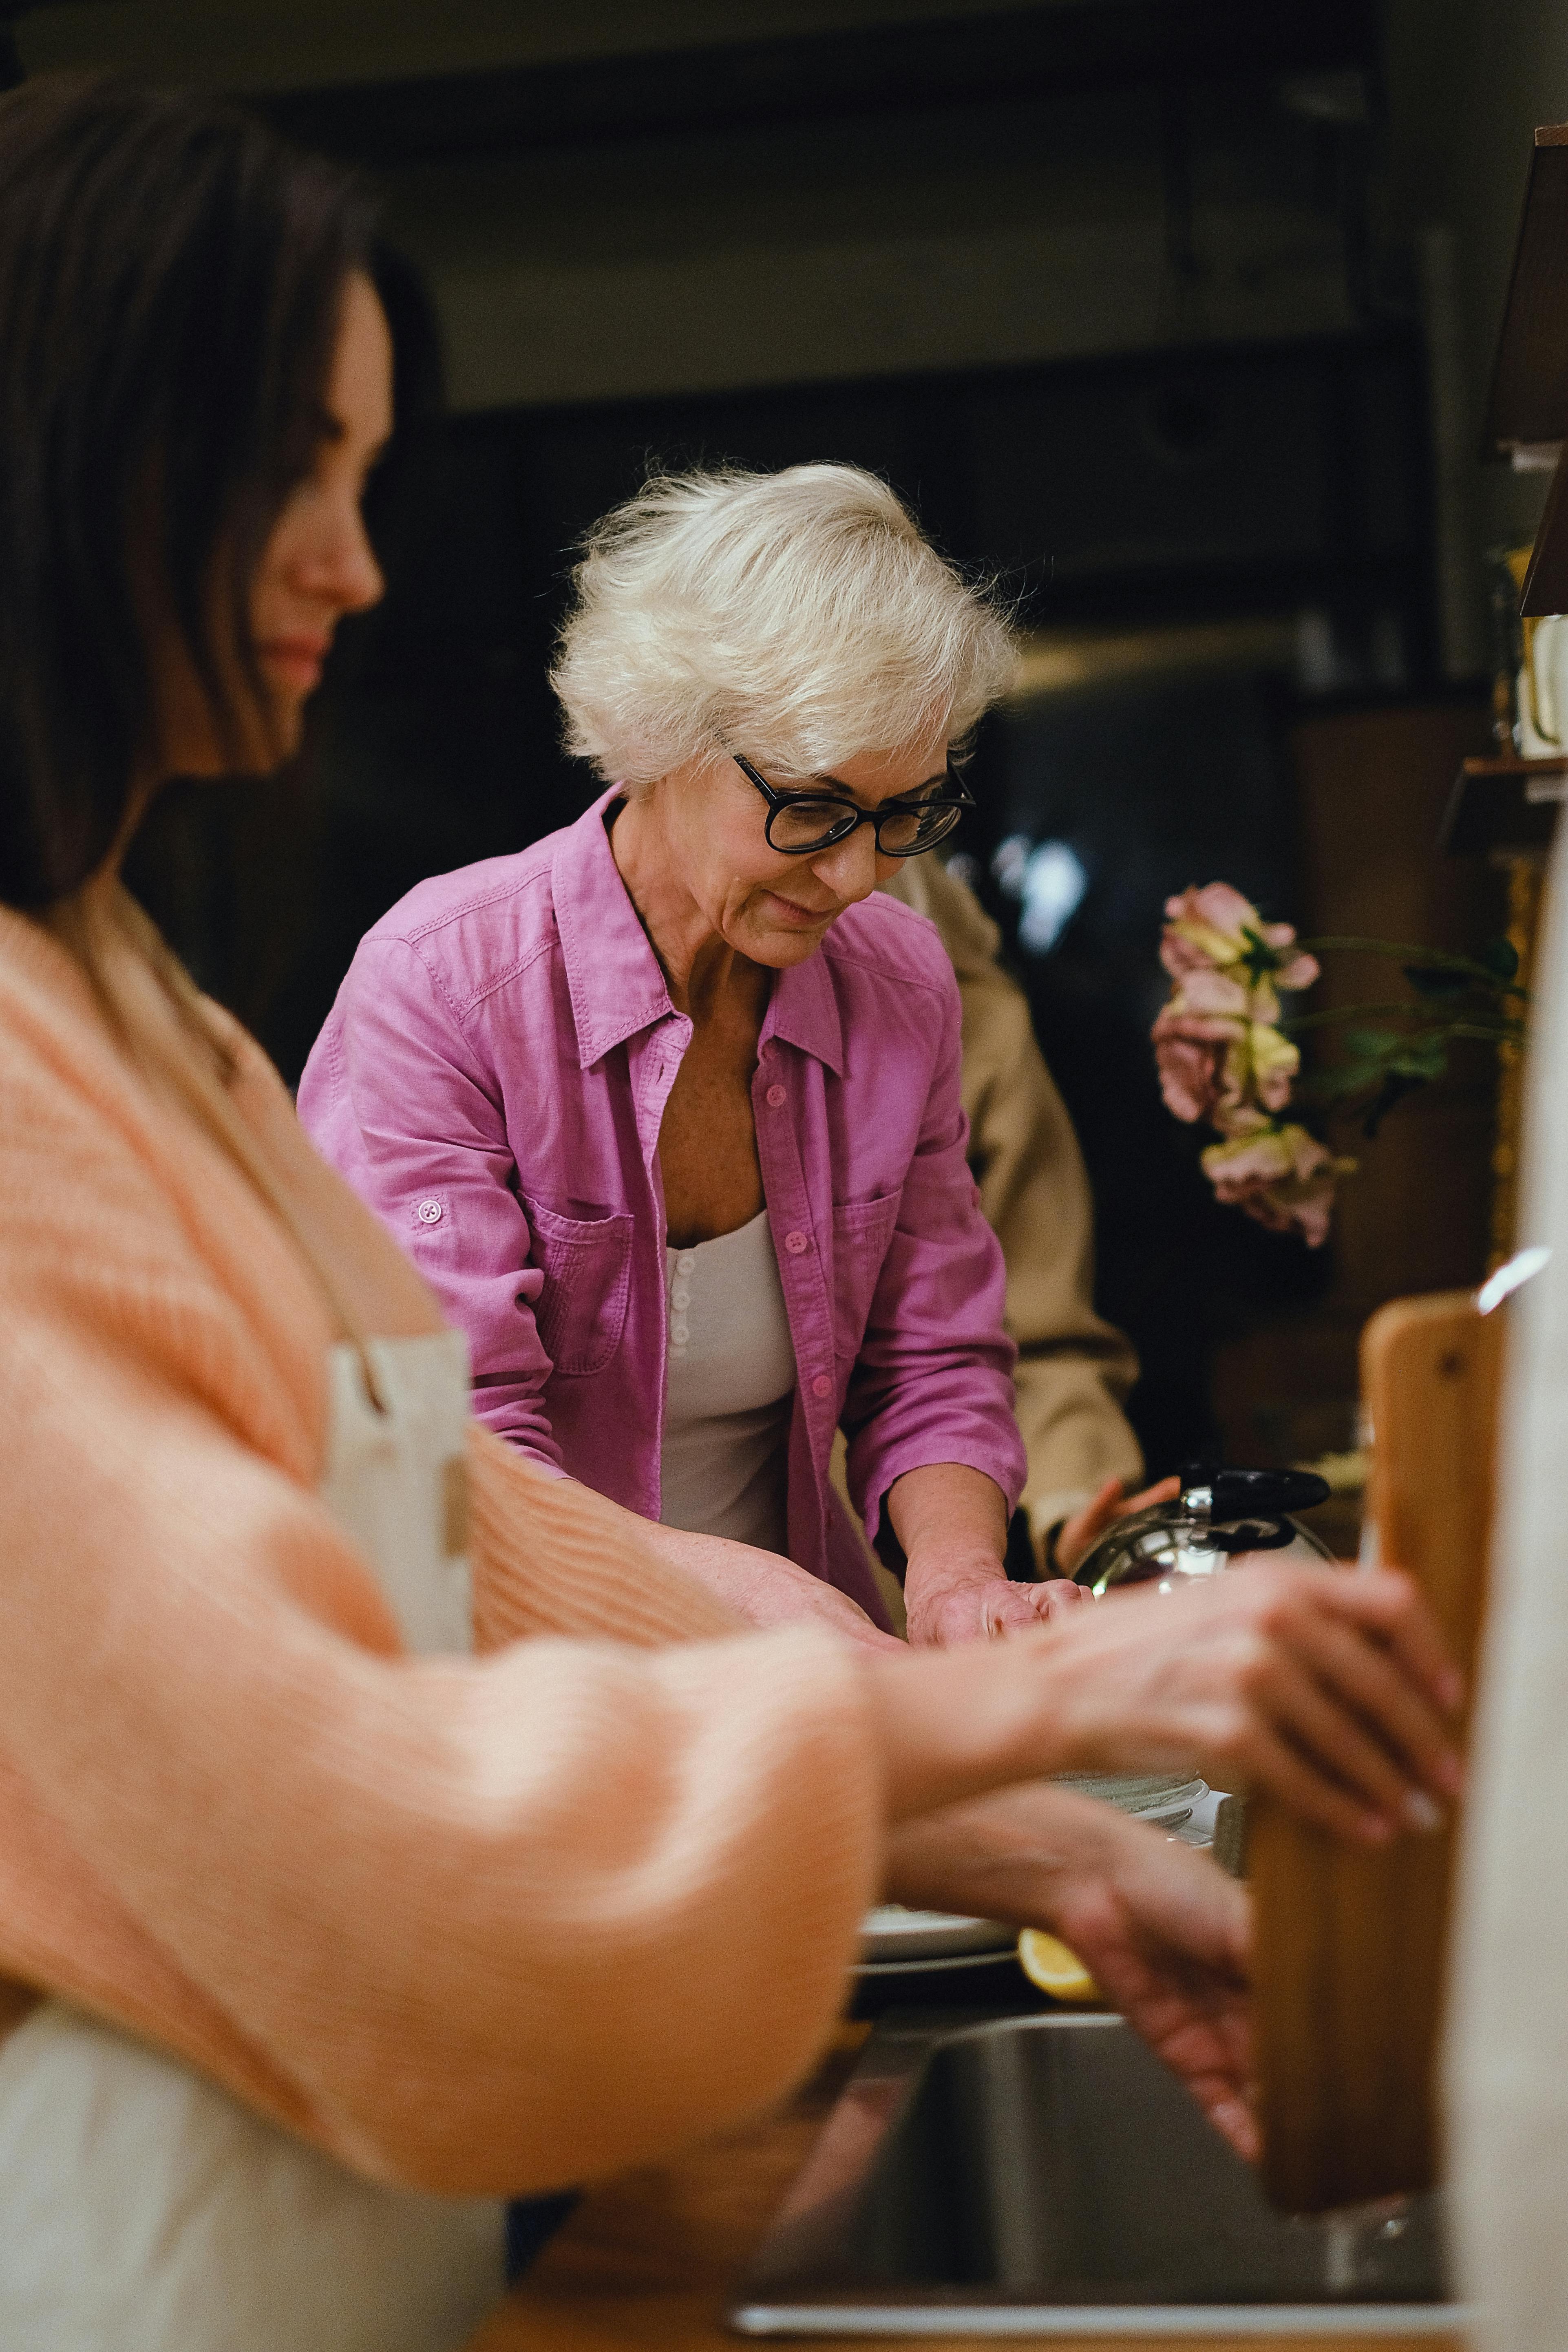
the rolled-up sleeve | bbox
[839,975,1025,1559]
[298,938,562,1469]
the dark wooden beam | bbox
[1521,436,1568,615]
[252,0,1380,168]
[1482,124,1568,461]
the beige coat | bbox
[883,857,1142,1561]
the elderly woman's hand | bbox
[894,1462,1092,1645]
[904,1564,1088,1644]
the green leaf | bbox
[1386,1035,1450,1080]
[1402,963,1471,1002]
[1480,935,1521,982]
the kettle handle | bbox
[1180,1464,1332,1519]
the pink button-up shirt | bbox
[298,790,1024,1625]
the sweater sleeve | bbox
[0,1044,879,2200]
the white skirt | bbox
[0,2000,505,2352]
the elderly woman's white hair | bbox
[550,462,1019,787]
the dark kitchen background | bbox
[7,0,1557,1480]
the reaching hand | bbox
[1053,1473,1182,1577]
[1044,1811,1254,2159]
[1042,1559,1465,1844]
[883,1784,1253,2157]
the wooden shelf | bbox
[1440,755,1566,856]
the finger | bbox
[981,1585,1051,1638]
[1287,1606,1464,1802]
[1029,1579,1089,1623]
[1208,2095,1260,2162]
[1256,1648,1435,1829]
[1225,1719,1396,1845]
[1323,1566,1466,1714]
[1056,1480,1126,1571]
[1123,1474,1182,1515]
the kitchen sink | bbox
[731,2014,1466,2336]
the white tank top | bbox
[0,1333,507,2352]
[660,1210,797,1557]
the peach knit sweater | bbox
[0,908,880,2197]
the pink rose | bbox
[1153,1009,1235,1123]
[1160,883,1320,997]
[1245,1021,1301,1113]
[1153,998,1299,1124]
[1170,966,1252,1020]
[1200,1116,1348,1248]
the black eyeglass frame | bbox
[731,751,974,859]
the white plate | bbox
[858,1906,1018,1963]
[855,1946,1025,1980]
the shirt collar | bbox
[552,784,846,1078]
[766,945,846,1077]
[552,788,676,1070]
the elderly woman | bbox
[303,464,1101,1645]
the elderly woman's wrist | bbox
[904,1547,1009,1597]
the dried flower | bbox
[1153,881,1338,1241]
[1200,1115,1349,1249]
[1161,883,1320,1026]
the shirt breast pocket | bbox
[829,1190,903,1360]
[521,1197,635,1378]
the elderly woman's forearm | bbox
[886,1462,1008,1571]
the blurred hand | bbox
[1043,1559,1465,1844]
[1042,1809,1255,2158]
[1053,1474,1182,1577]
[884,1784,1254,2157]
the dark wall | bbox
[132,318,1438,1473]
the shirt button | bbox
[784,1230,809,1255]
[415,1199,442,1225]
[766,1083,787,1109]
[811,1374,832,1400]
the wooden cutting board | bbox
[1250,1288,1504,2215]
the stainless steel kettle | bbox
[1073,1465,1336,1599]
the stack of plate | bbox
[1051,1770,1208,1826]
[857,1906,1020,1977]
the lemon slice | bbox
[1017,1929,1099,2002]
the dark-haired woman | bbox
[0,74,1467,2352]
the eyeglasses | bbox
[732,751,973,858]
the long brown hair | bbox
[0,75,375,908]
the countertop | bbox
[468,2022,1466,2352]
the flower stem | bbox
[1293,935,1529,997]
